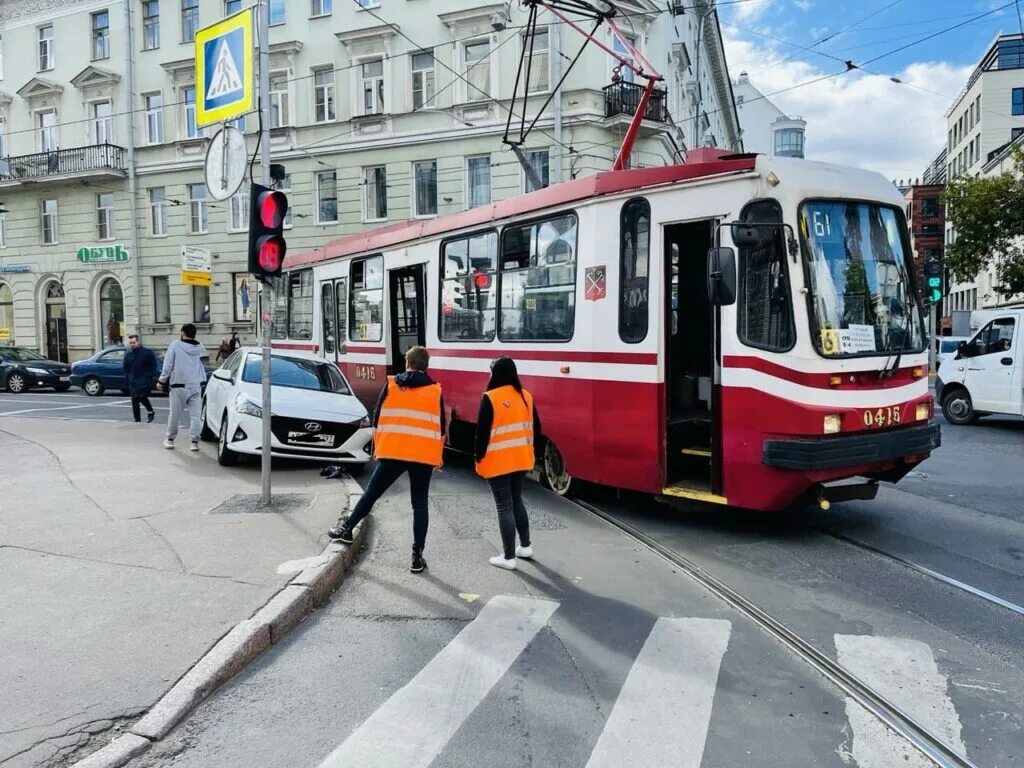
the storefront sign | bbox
[0,264,30,273]
[181,245,213,286]
[78,245,130,264]
[0,328,11,341]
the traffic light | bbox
[923,250,943,305]
[248,183,288,281]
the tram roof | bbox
[283,149,758,270]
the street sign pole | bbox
[258,0,272,506]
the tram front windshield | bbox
[799,201,925,358]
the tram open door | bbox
[387,264,426,374]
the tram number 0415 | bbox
[862,406,901,428]
[354,365,377,381]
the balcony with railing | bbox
[0,144,127,184]
[603,81,668,123]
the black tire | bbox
[53,383,71,392]
[217,413,240,466]
[200,398,216,441]
[5,372,28,394]
[942,388,977,425]
[541,439,573,496]
[83,376,105,397]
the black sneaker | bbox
[147,411,155,423]
[328,516,354,544]
[410,546,427,574]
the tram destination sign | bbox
[77,244,130,264]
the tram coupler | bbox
[815,480,880,510]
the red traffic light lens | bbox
[257,191,288,229]
[473,273,490,289]
[257,237,284,271]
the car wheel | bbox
[83,376,105,397]
[6,372,28,394]
[218,413,240,466]
[200,398,216,441]
[942,388,977,425]
[54,383,71,392]
[541,440,573,496]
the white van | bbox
[936,309,1024,424]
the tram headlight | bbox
[916,402,930,421]
[823,414,842,434]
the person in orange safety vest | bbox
[328,346,444,573]
[475,357,542,571]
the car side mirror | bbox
[707,247,737,306]
[955,341,969,359]
[213,369,232,381]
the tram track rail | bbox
[561,493,978,768]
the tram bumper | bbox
[761,422,941,472]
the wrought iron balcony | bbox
[603,81,668,123]
[0,144,127,183]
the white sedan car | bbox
[202,347,373,467]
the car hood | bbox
[22,359,70,372]
[236,381,367,422]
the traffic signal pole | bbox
[258,0,272,506]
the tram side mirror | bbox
[730,223,762,248]
[707,247,737,306]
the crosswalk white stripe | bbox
[317,595,559,768]
[584,618,731,768]
[835,635,967,767]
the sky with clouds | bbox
[718,0,1024,181]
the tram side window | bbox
[619,198,650,343]
[499,213,578,341]
[350,255,383,342]
[321,283,336,355]
[737,201,795,351]
[440,231,497,341]
[287,270,314,340]
[335,279,347,347]
[271,275,289,339]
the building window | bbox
[363,166,387,221]
[279,174,292,228]
[466,156,491,208]
[611,31,637,83]
[91,10,111,60]
[921,198,940,217]
[0,35,4,81]
[463,40,491,100]
[413,160,437,217]
[143,0,160,50]
[188,183,208,234]
[311,0,332,16]
[144,93,163,144]
[92,101,113,144]
[149,187,168,236]
[36,110,57,152]
[440,231,497,341]
[411,50,435,110]
[359,59,385,115]
[499,214,577,341]
[313,67,336,123]
[738,200,795,351]
[269,71,289,127]
[153,276,171,323]
[619,198,650,343]
[38,25,54,71]
[41,199,59,244]
[349,256,383,342]
[97,193,114,240]
[183,86,200,139]
[774,128,804,157]
[0,213,5,248]
[1013,88,1024,117]
[0,119,5,159]
[225,0,241,13]
[523,149,549,192]
[316,171,338,224]
[0,283,13,342]
[523,28,549,93]
[269,0,286,25]
[229,181,249,232]
[193,285,210,323]
[181,0,199,42]
[997,38,1024,69]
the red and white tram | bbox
[271,149,940,512]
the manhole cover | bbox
[208,493,314,515]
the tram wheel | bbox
[542,440,573,497]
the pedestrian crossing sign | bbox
[195,8,254,127]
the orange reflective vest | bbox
[374,376,444,467]
[475,385,535,479]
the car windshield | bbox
[800,201,925,357]
[241,355,351,394]
[940,340,961,354]
[3,348,48,362]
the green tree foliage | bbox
[942,147,1024,297]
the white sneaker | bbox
[163,439,175,449]
[190,442,200,452]
[516,545,534,559]
[489,555,517,571]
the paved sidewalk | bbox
[0,417,349,768]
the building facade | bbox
[0,0,742,362]
[732,71,806,159]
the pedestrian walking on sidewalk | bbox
[476,357,540,571]
[123,335,157,424]
[156,323,208,452]
[328,346,445,573]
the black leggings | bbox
[487,471,531,559]
[346,459,433,550]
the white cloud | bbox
[723,30,972,181]
[733,0,775,22]
[793,0,814,10]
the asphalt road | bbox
[0,389,174,424]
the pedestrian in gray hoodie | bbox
[157,323,208,451]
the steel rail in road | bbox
[560,493,978,768]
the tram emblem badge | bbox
[585,265,607,301]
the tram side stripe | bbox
[722,367,928,409]
[584,617,732,768]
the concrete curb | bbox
[69,477,366,768]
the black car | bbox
[0,347,73,393]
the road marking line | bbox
[584,617,731,768]
[835,635,967,767]
[317,595,558,768]
[0,403,110,416]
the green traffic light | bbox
[930,289,942,303]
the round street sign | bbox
[204,126,247,201]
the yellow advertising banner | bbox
[0,328,11,341]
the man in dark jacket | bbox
[123,335,158,423]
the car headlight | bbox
[359,415,371,428]
[27,367,51,375]
[233,393,263,418]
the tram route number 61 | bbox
[354,365,377,381]
[862,406,901,428]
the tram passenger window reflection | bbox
[440,231,497,341]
